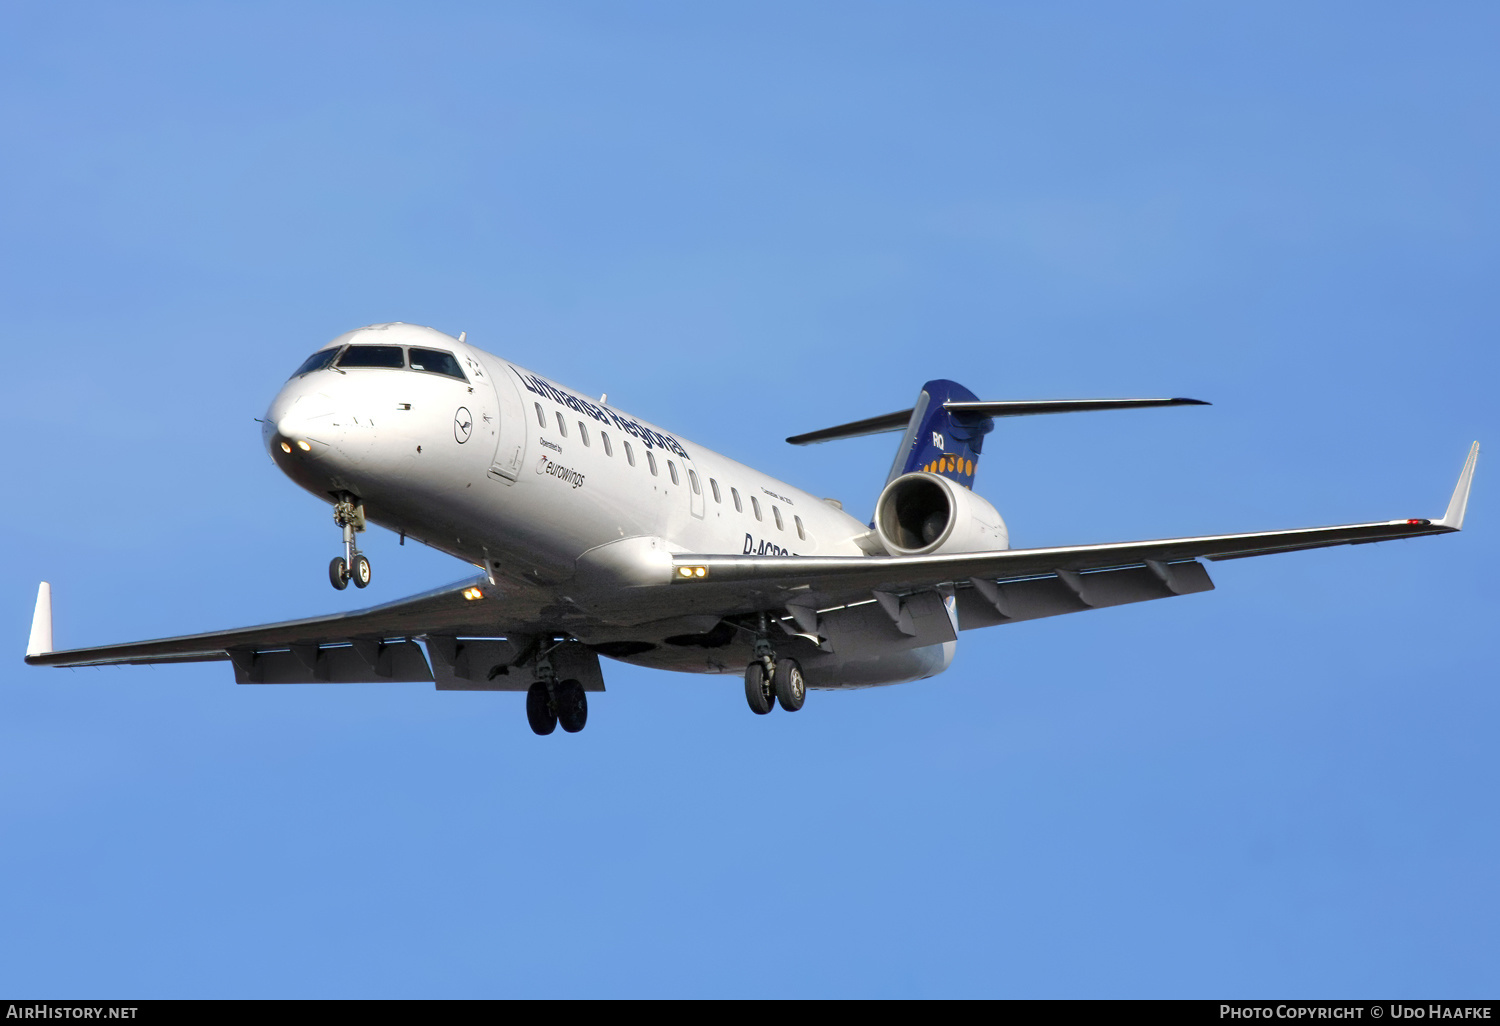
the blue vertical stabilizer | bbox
[885,380,994,489]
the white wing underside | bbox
[25,444,1478,682]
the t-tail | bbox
[786,381,1210,489]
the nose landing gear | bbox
[329,498,371,590]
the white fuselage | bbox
[262,322,955,687]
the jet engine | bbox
[873,472,1010,556]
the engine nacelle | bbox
[873,472,1010,556]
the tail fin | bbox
[786,384,1209,490]
[886,379,991,488]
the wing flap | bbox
[231,640,434,684]
[956,560,1215,630]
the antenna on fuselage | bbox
[458,331,467,343]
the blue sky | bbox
[2,1,1496,998]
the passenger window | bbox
[710,479,721,503]
[555,412,567,437]
[647,451,658,476]
[579,422,590,447]
[731,487,742,512]
[338,345,405,369]
[668,461,679,485]
[751,496,762,521]
[602,432,613,457]
[408,347,467,381]
[689,469,700,495]
[773,506,784,531]
[534,403,546,428]
[289,348,340,379]
[794,515,806,541]
[625,441,636,467]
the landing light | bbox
[677,566,708,579]
[296,440,311,452]
[280,442,291,454]
[463,587,484,601]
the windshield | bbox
[338,345,406,369]
[288,347,341,379]
[408,347,467,381]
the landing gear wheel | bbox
[745,661,774,715]
[353,554,372,589]
[526,682,557,735]
[556,679,588,733]
[329,556,349,590]
[773,657,806,712]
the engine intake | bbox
[874,472,1009,556]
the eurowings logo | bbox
[536,455,585,489]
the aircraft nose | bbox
[272,416,316,455]
[264,389,336,458]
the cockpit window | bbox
[338,345,406,369]
[289,347,341,379]
[408,347,467,381]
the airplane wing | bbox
[24,443,1477,678]
[24,573,516,683]
[664,442,1480,622]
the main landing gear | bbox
[524,646,588,735]
[328,497,371,591]
[743,614,806,716]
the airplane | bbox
[24,321,1480,735]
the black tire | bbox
[773,657,806,712]
[526,682,557,735]
[744,661,774,715]
[353,554,372,589]
[556,679,588,733]
[329,557,349,590]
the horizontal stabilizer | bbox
[787,397,1208,445]
[942,398,1209,418]
[786,410,913,446]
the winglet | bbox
[26,582,53,660]
[1437,442,1480,529]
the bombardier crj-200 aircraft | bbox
[25,322,1480,735]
